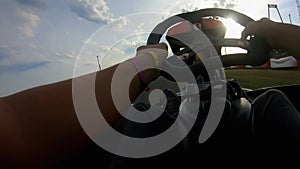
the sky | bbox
[0,0,299,96]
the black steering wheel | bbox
[147,8,271,72]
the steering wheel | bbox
[147,8,271,74]
[146,8,263,129]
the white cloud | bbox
[15,8,40,38]
[167,0,213,15]
[111,16,128,32]
[0,47,48,68]
[214,0,237,9]
[181,3,200,13]
[68,0,114,24]
[121,38,144,48]
[166,0,238,16]
[65,51,77,59]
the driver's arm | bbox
[242,18,300,59]
[0,43,167,167]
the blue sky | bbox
[0,0,299,96]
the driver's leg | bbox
[252,89,300,146]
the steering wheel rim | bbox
[147,8,270,69]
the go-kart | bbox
[66,8,300,168]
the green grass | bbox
[225,69,300,89]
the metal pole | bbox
[297,0,300,21]
[289,14,292,24]
[268,6,270,19]
[96,56,101,71]
[276,7,284,23]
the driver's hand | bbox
[136,43,168,64]
[241,18,276,47]
[134,43,168,83]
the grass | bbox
[225,69,300,89]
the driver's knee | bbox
[252,89,300,144]
[252,89,287,118]
[256,89,285,102]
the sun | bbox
[221,18,244,38]
[220,17,247,55]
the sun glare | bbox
[221,18,247,55]
[222,18,244,38]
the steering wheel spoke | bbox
[211,38,249,49]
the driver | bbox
[0,18,299,167]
